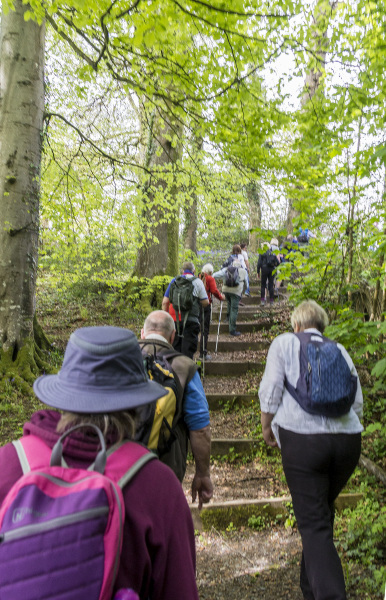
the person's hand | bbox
[221,294,226,301]
[191,474,213,510]
[262,425,278,447]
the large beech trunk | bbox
[134,109,183,278]
[0,0,45,354]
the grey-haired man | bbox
[141,310,213,510]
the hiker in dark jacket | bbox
[140,310,213,508]
[0,326,199,600]
[257,238,280,305]
[259,300,363,600]
[162,262,209,359]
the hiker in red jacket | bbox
[198,263,225,360]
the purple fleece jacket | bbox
[0,410,199,600]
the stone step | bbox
[211,305,284,321]
[249,285,287,294]
[204,361,264,377]
[211,438,260,456]
[206,393,257,410]
[209,321,271,334]
[190,493,363,531]
[206,340,269,352]
[212,302,280,313]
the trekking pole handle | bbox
[51,423,107,474]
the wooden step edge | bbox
[206,394,258,410]
[206,341,270,351]
[204,362,264,376]
[190,493,364,531]
[209,322,273,333]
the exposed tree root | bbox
[359,454,386,486]
[0,318,54,399]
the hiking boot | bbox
[244,292,251,297]
[230,331,242,337]
[261,298,266,305]
[200,354,212,361]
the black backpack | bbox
[263,250,278,269]
[135,346,188,482]
[225,265,240,287]
[298,233,309,244]
[169,275,197,336]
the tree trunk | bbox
[183,196,198,255]
[346,118,363,302]
[370,176,386,321]
[285,0,337,230]
[0,1,45,356]
[246,182,261,252]
[183,136,202,256]
[134,109,183,278]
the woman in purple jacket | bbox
[0,326,199,600]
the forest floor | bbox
[1,277,381,600]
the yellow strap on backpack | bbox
[147,387,177,450]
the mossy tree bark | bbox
[0,1,49,392]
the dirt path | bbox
[186,292,367,600]
[196,528,303,600]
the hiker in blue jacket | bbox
[259,300,363,600]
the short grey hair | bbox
[291,300,329,333]
[143,310,175,340]
[182,261,195,272]
[202,263,214,274]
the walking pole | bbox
[215,301,223,354]
[201,306,205,382]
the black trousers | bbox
[199,305,211,356]
[279,428,361,600]
[260,267,275,300]
[173,320,200,359]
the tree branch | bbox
[46,14,98,69]
[44,111,152,174]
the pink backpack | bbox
[0,425,155,600]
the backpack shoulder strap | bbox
[105,441,157,489]
[13,435,52,474]
[14,435,156,489]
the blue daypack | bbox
[284,332,357,417]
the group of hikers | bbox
[0,227,362,600]
[162,234,306,354]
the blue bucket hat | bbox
[33,326,167,413]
